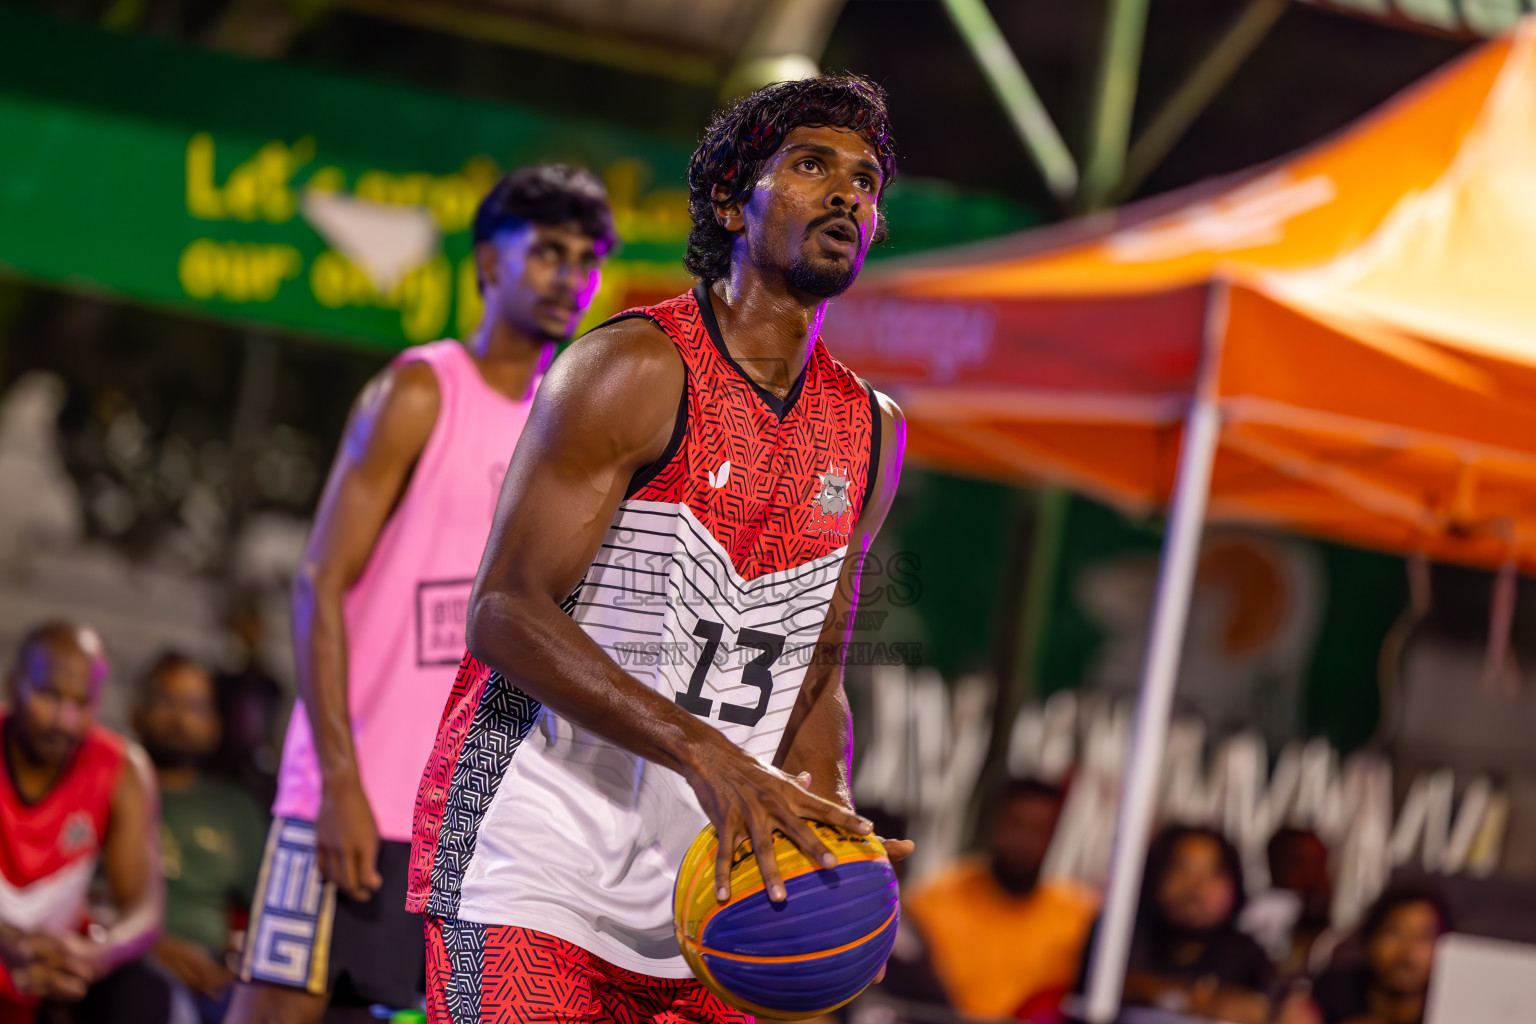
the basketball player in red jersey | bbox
[226,167,615,1024]
[412,75,910,1022]
[0,621,166,1024]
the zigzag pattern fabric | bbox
[631,284,877,579]
[425,921,752,1024]
[420,663,542,918]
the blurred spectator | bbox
[0,621,169,1024]
[210,595,283,808]
[133,653,266,1024]
[848,808,947,1020]
[1281,881,1452,1024]
[1242,827,1339,975]
[1089,823,1271,1024]
[904,779,1096,1019]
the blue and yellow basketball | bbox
[673,819,899,1019]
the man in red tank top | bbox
[225,167,616,1024]
[412,75,912,1022]
[0,621,166,1024]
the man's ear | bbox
[474,240,501,294]
[710,184,746,234]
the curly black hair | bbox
[1360,879,1454,943]
[685,73,898,283]
[473,163,617,253]
[1141,823,1249,933]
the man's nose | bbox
[827,187,860,213]
[58,702,84,732]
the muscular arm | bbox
[466,318,870,903]
[778,394,906,815]
[82,743,163,975]
[291,360,439,899]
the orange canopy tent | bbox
[828,22,1536,574]
[825,22,1536,1022]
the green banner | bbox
[0,8,1037,350]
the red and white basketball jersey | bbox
[0,718,124,933]
[409,284,880,977]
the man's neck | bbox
[2,723,61,803]
[708,266,827,400]
[1367,986,1426,1024]
[155,764,202,793]
[465,316,554,402]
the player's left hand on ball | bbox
[880,837,915,862]
[682,735,872,907]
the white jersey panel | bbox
[455,500,846,976]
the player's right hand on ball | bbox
[683,738,872,905]
[317,775,383,902]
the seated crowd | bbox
[1,622,268,1024]
[0,619,1463,1024]
[866,785,1452,1024]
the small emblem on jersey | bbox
[817,468,850,516]
[59,811,96,855]
[707,460,731,489]
[810,464,856,538]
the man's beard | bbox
[142,738,206,771]
[786,252,857,298]
[530,322,571,344]
[990,856,1042,897]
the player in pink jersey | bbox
[226,166,615,1024]
[0,621,166,1024]
[412,76,913,1022]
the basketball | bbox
[673,819,900,1019]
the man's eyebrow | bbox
[783,142,884,181]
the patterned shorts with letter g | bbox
[424,918,753,1024]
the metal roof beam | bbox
[940,0,1080,201]
[329,0,723,86]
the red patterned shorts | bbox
[424,918,754,1024]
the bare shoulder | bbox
[343,355,442,463]
[873,389,905,489]
[543,316,683,400]
[357,356,441,427]
[534,317,686,459]
[874,389,905,433]
[111,740,155,812]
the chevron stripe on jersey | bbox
[408,285,878,979]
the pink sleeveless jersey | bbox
[273,340,540,842]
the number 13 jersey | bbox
[408,283,880,977]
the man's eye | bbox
[800,159,819,172]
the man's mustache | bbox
[806,211,863,244]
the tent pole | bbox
[1081,283,1228,1024]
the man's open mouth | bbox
[819,220,858,245]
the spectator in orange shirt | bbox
[904,779,1097,1019]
